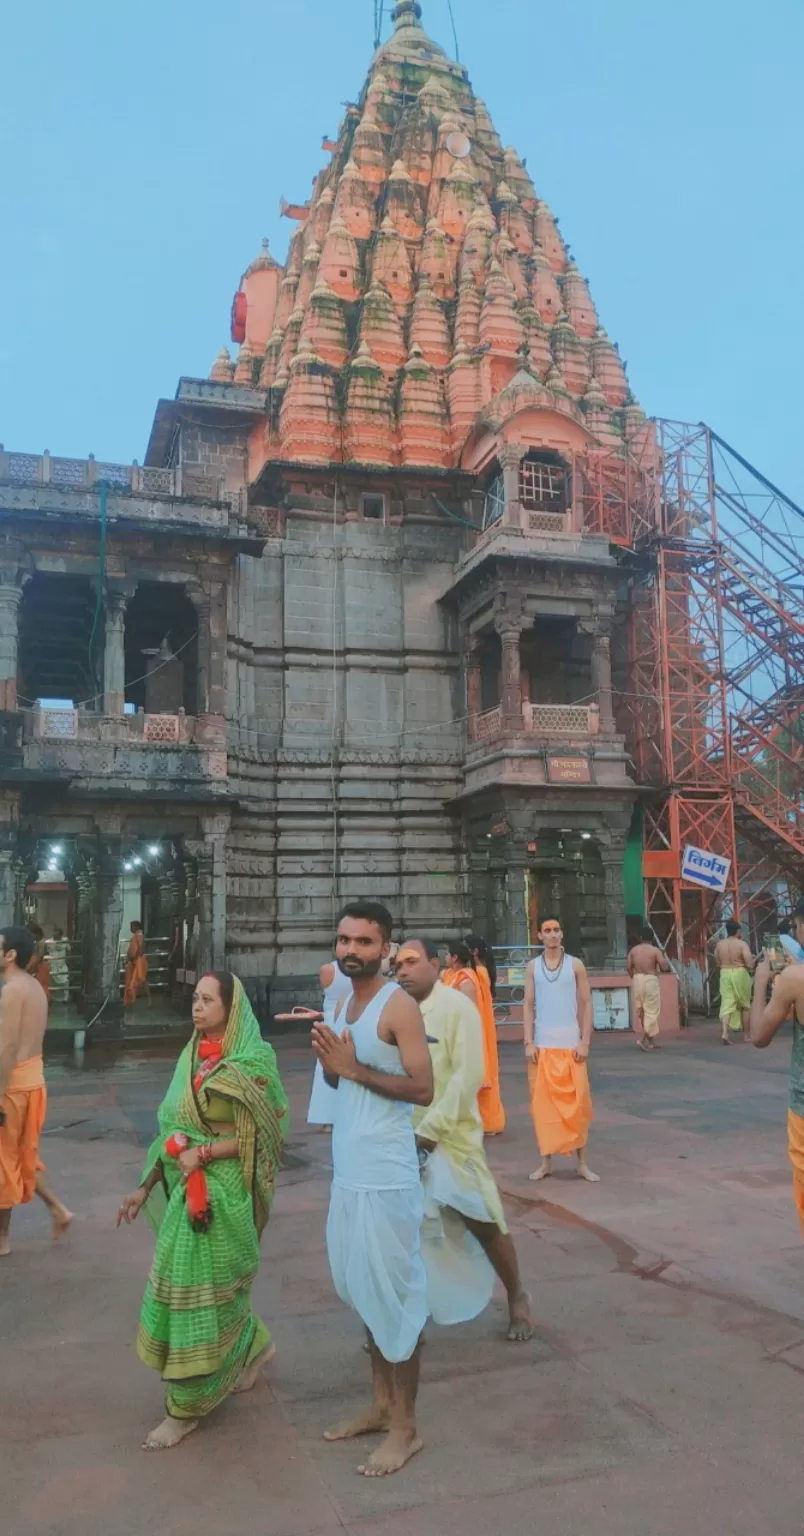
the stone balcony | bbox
[470,702,601,744]
[461,700,632,797]
[0,449,260,545]
[16,707,228,798]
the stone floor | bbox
[4,1023,804,1536]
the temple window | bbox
[482,464,505,529]
[519,450,569,516]
[522,618,591,705]
[124,583,199,715]
[362,493,386,523]
[479,631,502,711]
[18,574,99,710]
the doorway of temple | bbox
[526,831,606,966]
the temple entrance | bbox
[525,832,606,966]
[16,831,201,1012]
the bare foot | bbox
[142,1417,199,1451]
[358,1428,423,1477]
[0,1235,10,1258]
[234,1342,276,1394]
[324,1404,390,1441]
[528,1162,552,1182]
[507,1290,533,1343]
[52,1207,73,1241]
[577,1163,601,1183]
[721,1035,730,1046]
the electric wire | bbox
[445,0,460,59]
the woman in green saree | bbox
[117,971,288,1450]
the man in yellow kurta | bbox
[395,940,532,1343]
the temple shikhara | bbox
[1,0,802,1021]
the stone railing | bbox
[471,707,502,741]
[524,702,600,736]
[0,448,222,497]
[24,707,226,749]
[0,449,233,502]
[470,702,600,742]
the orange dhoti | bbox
[0,1056,47,1209]
[528,1049,593,1157]
[475,964,506,1135]
[787,1110,804,1237]
[123,952,148,1007]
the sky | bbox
[1,0,803,502]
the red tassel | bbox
[164,1133,213,1233]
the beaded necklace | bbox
[540,947,565,983]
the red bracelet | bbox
[197,1143,214,1169]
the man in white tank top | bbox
[312,901,434,1479]
[522,914,599,1183]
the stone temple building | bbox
[0,0,654,1018]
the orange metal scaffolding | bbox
[582,419,804,999]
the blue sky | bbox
[1,0,802,500]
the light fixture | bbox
[124,861,133,872]
[148,844,160,857]
[133,856,143,867]
[51,844,63,855]
[581,832,592,840]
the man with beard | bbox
[312,902,433,1478]
[395,939,532,1342]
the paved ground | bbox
[5,1023,804,1536]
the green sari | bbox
[136,978,288,1419]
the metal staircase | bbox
[636,421,804,965]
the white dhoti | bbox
[326,1181,428,1364]
[307,1060,340,1125]
[420,1147,499,1326]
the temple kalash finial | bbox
[392,0,424,29]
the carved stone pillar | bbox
[85,831,124,1032]
[495,612,524,731]
[0,793,20,925]
[498,443,525,530]
[206,582,227,719]
[186,814,229,977]
[0,579,23,711]
[465,636,482,731]
[189,590,211,716]
[602,845,628,969]
[505,863,530,945]
[188,583,227,720]
[591,628,615,732]
[103,591,127,715]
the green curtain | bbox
[623,806,645,921]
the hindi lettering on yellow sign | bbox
[546,755,593,785]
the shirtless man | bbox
[0,926,72,1256]
[312,902,434,1479]
[627,926,671,1051]
[715,920,755,1044]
